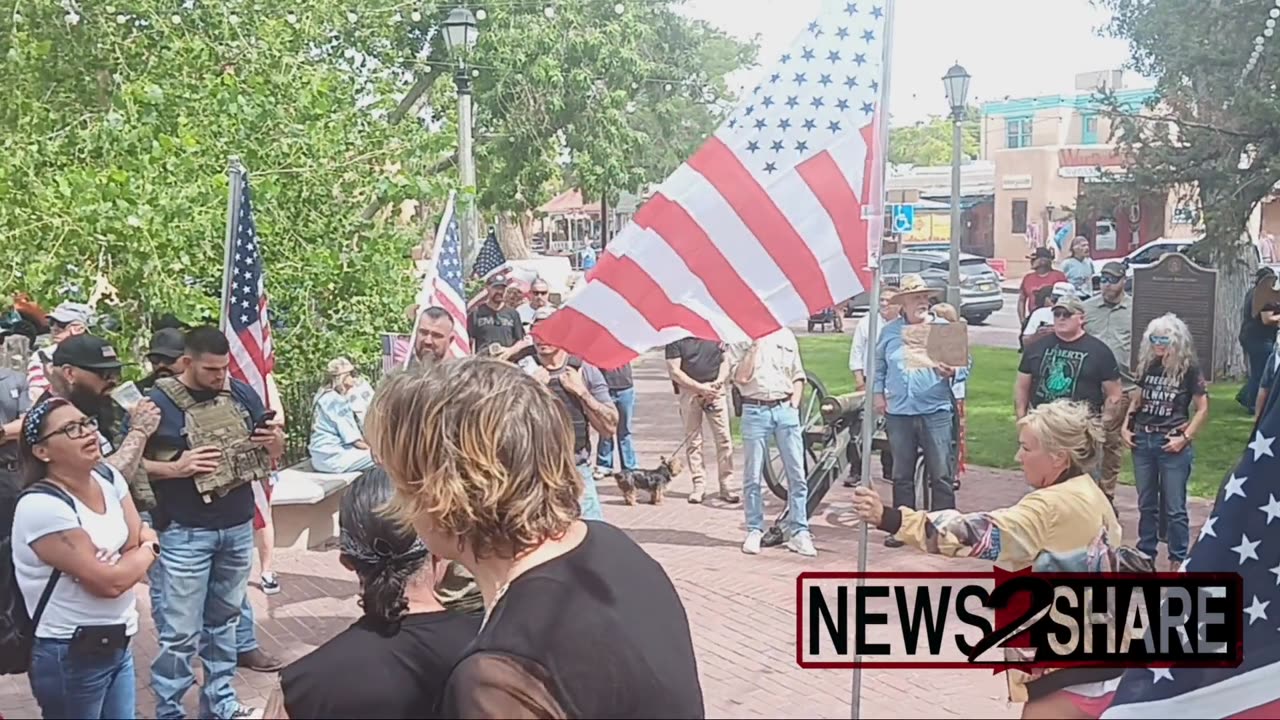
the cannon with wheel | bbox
[754,377,933,548]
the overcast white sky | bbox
[679,0,1144,126]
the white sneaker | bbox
[231,706,264,720]
[742,530,763,555]
[787,531,818,557]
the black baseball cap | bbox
[146,328,186,361]
[486,275,509,288]
[1029,247,1054,261]
[51,334,127,371]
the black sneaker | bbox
[260,572,281,596]
[230,706,264,720]
[884,536,905,548]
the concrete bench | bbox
[270,460,361,551]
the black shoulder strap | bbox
[19,482,79,635]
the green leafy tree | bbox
[888,107,981,167]
[0,1,455,390]
[431,0,756,256]
[1097,0,1280,378]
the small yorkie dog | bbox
[614,456,683,506]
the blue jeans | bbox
[151,519,255,720]
[741,403,808,535]
[1132,431,1193,562]
[595,387,638,472]
[884,410,956,511]
[30,637,135,719]
[140,512,257,654]
[1242,339,1276,411]
[578,463,605,522]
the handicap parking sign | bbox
[887,204,915,235]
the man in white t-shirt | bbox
[848,286,901,390]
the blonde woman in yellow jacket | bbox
[853,399,1133,719]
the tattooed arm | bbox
[29,527,155,599]
[106,399,162,480]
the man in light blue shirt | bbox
[873,275,970,548]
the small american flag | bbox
[222,167,275,403]
[409,192,470,359]
[473,228,508,280]
[1100,401,1280,717]
[533,0,887,369]
[381,333,411,374]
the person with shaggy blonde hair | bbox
[1121,312,1208,568]
[853,399,1132,718]
[364,358,704,718]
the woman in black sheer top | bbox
[365,357,705,719]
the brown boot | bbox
[688,485,705,504]
[238,648,285,673]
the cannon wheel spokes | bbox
[762,372,829,501]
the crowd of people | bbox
[0,235,1274,720]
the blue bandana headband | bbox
[22,398,63,447]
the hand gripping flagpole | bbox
[851,0,896,718]
[220,157,246,335]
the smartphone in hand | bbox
[254,410,278,430]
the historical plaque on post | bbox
[1130,253,1218,382]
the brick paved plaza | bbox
[0,350,1213,719]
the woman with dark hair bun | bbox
[265,466,481,719]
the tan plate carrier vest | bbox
[152,377,271,504]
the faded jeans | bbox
[578,463,605,522]
[885,410,956,512]
[596,386,638,472]
[151,519,254,720]
[1132,431,1193,563]
[140,511,257,654]
[30,637,135,719]
[741,402,808,535]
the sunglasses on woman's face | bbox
[38,416,99,444]
[1149,335,1171,346]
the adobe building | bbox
[980,70,1203,277]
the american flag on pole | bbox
[532,0,889,368]
[473,228,508,280]
[222,168,275,404]
[1099,396,1280,718]
[408,192,471,360]
[381,333,412,374]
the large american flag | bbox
[1100,381,1280,718]
[409,192,470,360]
[222,168,275,403]
[532,0,888,368]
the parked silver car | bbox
[846,251,1004,324]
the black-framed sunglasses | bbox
[1100,275,1124,285]
[1052,308,1076,319]
[37,416,99,444]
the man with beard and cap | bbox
[138,327,188,393]
[39,334,161,487]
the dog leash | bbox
[667,395,726,458]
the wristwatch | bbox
[144,541,160,557]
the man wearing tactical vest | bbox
[528,306,617,521]
[141,326,285,720]
[136,327,284,677]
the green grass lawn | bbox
[790,336,1249,499]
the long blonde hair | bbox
[1137,313,1196,385]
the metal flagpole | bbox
[851,0,897,718]
[220,157,245,335]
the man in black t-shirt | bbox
[1016,295,1123,419]
[467,276,525,354]
[665,337,736,504]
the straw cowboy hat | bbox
[894,274,942,299]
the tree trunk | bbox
[1200,187,1259,381]
[497,211,534,259]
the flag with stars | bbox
[472,228,508,280]
[1100,401,1280,718]
[533,0,890,369]
[222,167,275,403]
[408,192,471,360]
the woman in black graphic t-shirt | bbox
[1121,314,1210,567]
